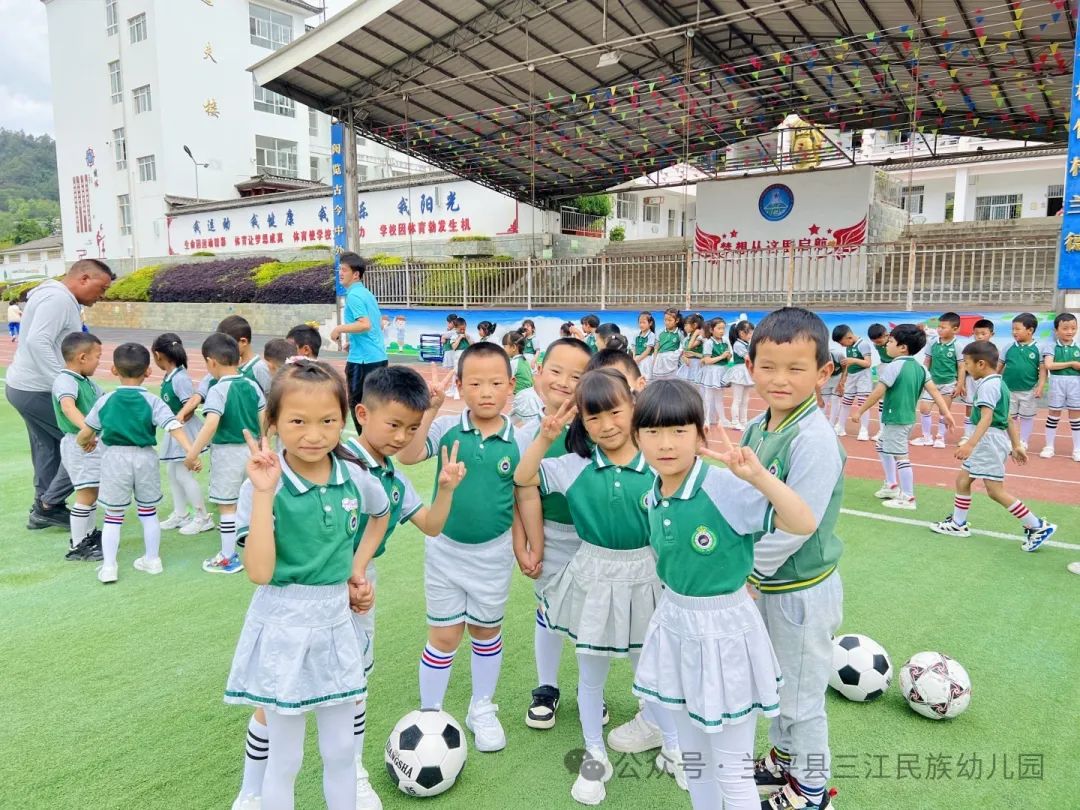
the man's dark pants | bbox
[6,386,73,508]
[345,360,389,434]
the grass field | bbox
[2,394,1079,810]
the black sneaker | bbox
[65,529,103,561]
[602,700,610,726]
[762,782,835,809]
[28,501,71,530]
[754,753,788,788]
[526,685,560,729]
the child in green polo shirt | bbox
[998,313,1044,450]
[651,307,684,381]
[504,329,541,428]
[867,323,892,439]
[77,342,197,585]
[914,311,966,448]
[218,314,272,394]
[630,378,817,810]
[52,331,104,561]
[1039,312,1080,460]
[224,359,390,810]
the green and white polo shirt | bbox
[203,375,265,444]
[928,337,963,386]
[84,386,182,447]
[845,337,873,379]
[683,335,704,359]
[878,356,930,426]
[634,331,657,356]
[515,420,575,528]
[705,338,730,359]
[236,453,390,586]
[160,367,195,416]
[345,438,423,558]
[523,337,536,355]
[731,339,750,366]
[51,369,103,434]
[827,342,846,380]
[510,354,534,395]
[972,374,1011,431]
[647,458,772,597]
[656,329,681,356]
[874,342,893,364]
[741,398,845,594]
[1041,340,1080,377]
[240,355,273,394]
[424,410,519,544]
[584,333,597,354]
[1001,341,1041,392]
[538,446,652,550]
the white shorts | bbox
[843,371,873,398]
[877,423,914,456]
[921,381,956,402]
[1048,376,1080,410]
[821,376,843,398]
[963,429,1011,481]
[60,433,102,490]
[350,562,377,675]
[209,443,250,504]
[424,530,514,627]
[442,349,458,371]
[98,445,162,509]
[1009,389,1038,419]
[956,377,977,406]
[535,521,582,599]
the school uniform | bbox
[820,342,847,400]
[676,335,704,384]
[159,367,204,462]
[963,375,1014,481]
[203,375,266,504]
[1001,341,1041,418]
[877,357,930,455]
[920,336,964,401]
[1042,340,1080,409]
[699,338,730,389]
[634,331,657,380]
[227,453,389,714]
[510,386,545,431]
[52,369,104,490]
[522,336,537,366]
[510,354,535,395]
[441,330,457,371]
[239,355,273,395]
[651,329,682,380]
[727,339,753,386]
[843,338,874,397]
[584,333,598,354]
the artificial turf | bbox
[1,399,1077,809]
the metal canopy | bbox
[252,0,1075,207]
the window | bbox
[253,84,295,117]
[616,192,636,221]
[1048,183,1064,217]
[249,4,293,50]
[255,135,298,177]
[105,0,118,35]
[108,61,123,104]
[900,185,925,214]
[357,164,368,183]
[643,198,661,224]
[944,191,955,223]
[118,195,132,235]
[137,155,156,182]
[974,193,1023,221]
[308,108,319,137]
[310,156,320,181]
[113,127,126,169]
[128,13,147,43]
[132,84,152,114]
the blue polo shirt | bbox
[344,280,387,364]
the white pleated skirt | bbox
[727,364,753,386]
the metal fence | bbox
[364,235,1058,311]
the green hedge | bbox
[252,259,325,288]
[4,277,49,302]
[415,264,503,305]
[103,264,165,302]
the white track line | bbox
[843,454,1078,485]
[839,508,1080,551]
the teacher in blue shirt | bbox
[330,252,388,433]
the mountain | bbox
[0,129,60,244]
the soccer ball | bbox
[899,651,972,720]
[828,634,893,701]
[385,709,467,797]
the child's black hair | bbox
[1012,313,1038,332]
[729,319,753,345]
[706,317,727,336]
[61,331,102,362]
[559,321,574,337]
[477,320,497,338]
[664,307,684,331]
[1054,312,1077,330]
[684,313,705,333]
[586,347,641,380]
[446,312,459,325]
[597,322,623,350]
[113,342,151,378]
[540,337,591,365]
[502,329,526,354]
[939,312,962,329]
[453,317,467,328]
[267,359,363,467]
[520,318,536,333]
[751,308,829,367]
[831,324,853,343]
[973,318,995,334]
[361,365,431,414]
[457,341,511,379]
[638,311,656,332]
[286,324,322,357]
[581,313,600,329]
[632,379,705,440]
[216,314,253,345]
[202,332,241,366]
[889,323,927,356]
[566,368,634,457]
[604,333,629,353]
[263,338,295,367]
[151,332,188,368]
[962,339,999,367]
[867,323,887,341]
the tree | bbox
[570,194,613,217]
[12,219,50,245]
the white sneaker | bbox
[836,428,849,438]
[911,436,933,447]
[857,429,870,441]
[655,747,689,791]
[97,563,118,584]
[720,419,734,429]
[882,495,917,511]
[607,709,662,753]
[466,697,506,752]
[133,556,163,575]
[1039,445,1055,459]
[179,513,215,535]
[159,512,189,530]
[833,423,843,437]
[873,484,899,499]
[355,761,382,810]
[570,750,613,805]
[1067,562,1080,576]
[231,795,261,810]
[872,431,881,441]
[1073,450,1080,463]
[932,437,947,449]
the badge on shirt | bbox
[692,526,718,555]
[342,497,359,512]
[390,486,401,504]
[497,456,512,477]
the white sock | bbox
[672,709,758,809]
[877,447,897,487]
[921,412,932,438]
[470,633,503,703]
[576,652,610,752]
[534,608,562,688]
[897,458,914,498]
[239,715,269,798]
[314,702,357,810]
[137,506,160,561]
[70,502,96,544]
[837,398,853,427]
[219,517,237,558]
[102,510,124,567]
[166,462,189,516]
[419,643,456,709]
[1071,419,1080,452]
[858,399,870,432]
[629,651,679,750]
[1045,415,1059,448]
[177,462,208,516]
[1019,416,1034,444]
[740,388,750,425]
[353,701,366,761]
[730,386,742,424]
[263,710,304,810]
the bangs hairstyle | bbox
[1054,312,1077,329]
[286,324,322,357]
[1012,312,1038,332]
[638,311,656,331]
[202,332,240,366]
[216,314,252,344]
[706,317,727,336]
[265,359,361,466]
[939,312,962,328]
[973,319,995,333]
[962,339,999,367]
[362,365,431,414]
[729,319,754,345]
[663,307,683,331]
[113,342,151,377]
[581,313,600,329]
[263,338,295,366]
[502,329,526,353]
[867,323,887,340]
[566,368,635,457]
[751,307,829,367]
[632,379,705,439]
[61,331,102,361]
[457,341,512,379]
[151,332,187,368]
[587,347,641,380]
[539,336,591,366]
[890,323,927,356]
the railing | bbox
[364,235,1058,311]
[559,207,607,238]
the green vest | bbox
[657,330,681,353]
[511,355,534,394]
[974,375,1011,431]
[1002,342,1040,392]
[882,357,927,425]
[929,339,961,386]
[52,370,101,434]
[634,332,654,355]
[1048,341,1080,376]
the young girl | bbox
[631,380,816,810]
[728,319,755,430]
[700,317,732,430]
[505,330,543,428]
[514,369,683,805]
[226,360,391,810]
[441,313,459,371]
[677,313,706,389]
[595,323,624,353]
[152,333,214,535]
[651,307,684,381]
[477,320,498,343]
[520,319,538,365]
[633,312,657,381]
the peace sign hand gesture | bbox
[541,399,577,442]
[429,370,456,411]
[244,429,280,493]
[438,441,467,491]
[699,441,768,485]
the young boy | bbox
[53,332,104,561]
[218,315,272,394]
[931,341,1057,551]
[913,312,965,448]
[851,324,956,510]
[231,365,466,810]
[1039,312,1080,461]
[958,319,995,444]
[574,314,600,353]
[738,307,845,810]
[398,342,521,753]
[76,342,197,584]
[999,313,1045,450]
[820,339,847,432]
[833,324,873,440]
[285,323,322,358]
[184,333,265,574]
[262,338,295,377]
[868,323,892,440]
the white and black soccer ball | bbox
[385,709,467,797]
[828,634,893,701]
[899,651,972,720]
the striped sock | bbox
[1019,416,1034,445]
[70,502,96,546]
[353,702,366,760]
[1007,500,1041,530]
[952,495,971,525]
[219,518,237,558]
[1070,420,1080,451]
[876,445,897,486]
[857,397,870,432]
[102,511,124,567]
[1045,415,1059,449]
[796,778,827,806]
[137,505,160,562]
[534,607,562,688]
[419,644,455,709]
[238,715,269,797]
[771,746,793,772]
[471,633,504,703]
[896,459,914,499]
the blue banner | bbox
[331,121,347,296]
[1057,23,1080,288]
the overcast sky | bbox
[1,0,355,137]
